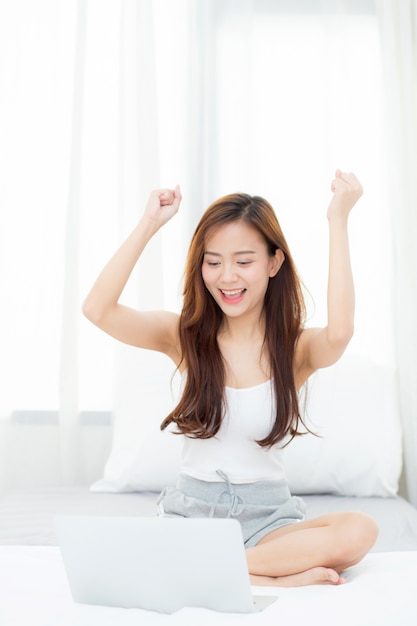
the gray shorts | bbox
[157,470,306,548]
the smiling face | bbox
[201,220,284,321]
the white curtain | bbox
[1,0,414,502]
[61,0,166,484]
[376,0,417,507]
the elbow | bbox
[82,296,104,326]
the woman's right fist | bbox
[143,185,182,228]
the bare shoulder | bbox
[295,326,349,388]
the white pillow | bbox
[91,353,403,497]
[284,355,402,496]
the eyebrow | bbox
[204,250,257,256]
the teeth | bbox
[221,289,245,296]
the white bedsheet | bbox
[1,547,416,626]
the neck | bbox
[219,312,266,343]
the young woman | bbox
[83,169,378,587]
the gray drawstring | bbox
[209,469,245,518]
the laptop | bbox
[54,515,278,614]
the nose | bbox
[220,263,238,283]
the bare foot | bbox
[250,567,346,587]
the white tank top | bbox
[180,379,286,483]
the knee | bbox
[352,511,379,548]
[334,512,379,562]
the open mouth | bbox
[219,288,246,302]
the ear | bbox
[269,248,285,277]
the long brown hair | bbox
[161,193,307,447]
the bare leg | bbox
[246,511,378,587]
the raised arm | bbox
[82,186,182,362]
[296,170,363,378]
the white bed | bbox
[1,544,417,625]
[1,355,417,625]
[1,487,417,626]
